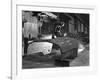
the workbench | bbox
[33,37,78,59]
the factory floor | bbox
[70,48,89,66]
[22,44,89,69]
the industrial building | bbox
[22,11,89,69]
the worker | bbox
[23,16,39,55]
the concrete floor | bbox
[22,53,57,69]
[70,49,89,66]
[22,47,89,69]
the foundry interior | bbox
[22,11,89,69]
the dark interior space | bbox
[22,11,89,69]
